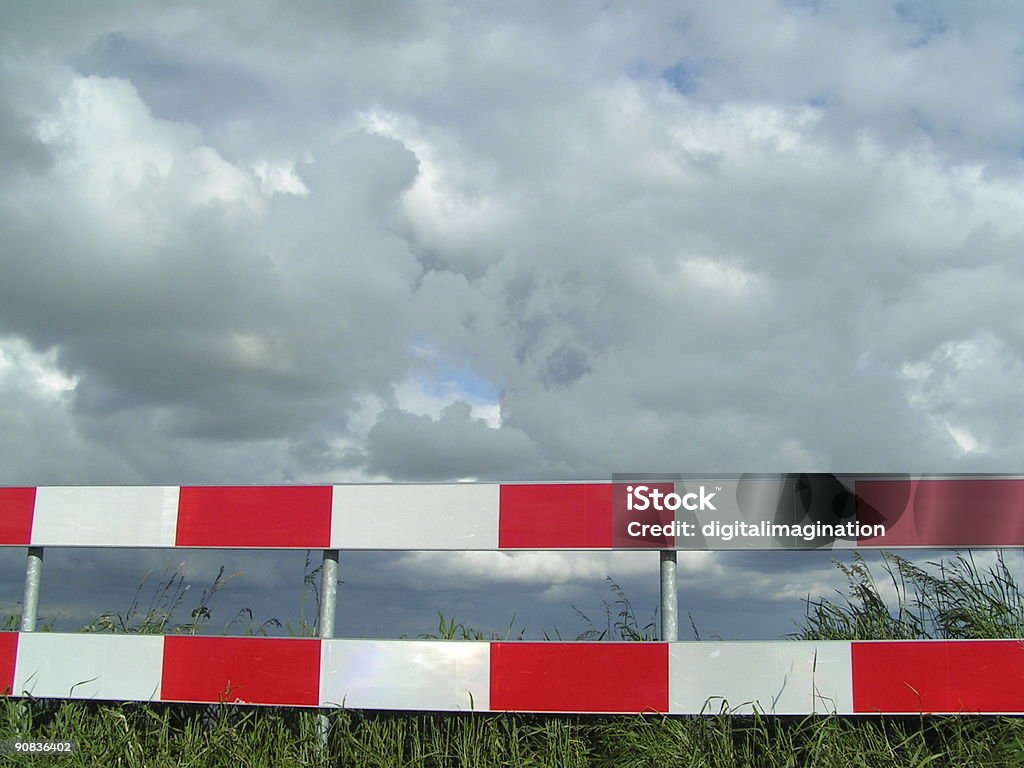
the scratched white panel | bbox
[670,641,853,715]
[14,633,163,701]
[31,486,179,547]
[320,639,489,711]
[331,484,499,549]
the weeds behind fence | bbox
[4,551,1024,767]
[797,551,1024,641]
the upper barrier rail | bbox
[1,475,1022,549]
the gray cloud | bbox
[365,402,543,481]
[3,1,1024,637]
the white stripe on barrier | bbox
[330,484,500,550]
[14,633,163,701]
[31,486,179,547]
[319,639,490,711]
[669,641,853,715]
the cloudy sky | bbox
[2,1,1024,640]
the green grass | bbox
[4,551,1024,767]
[4,703,1023,767]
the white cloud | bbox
[4,2,1024,636]
[387,550,658,607]
[393,377,500,428]
[897,331,1024,457]
[0,336,78,398]
[36,75,261,227]
[252,159,309,196]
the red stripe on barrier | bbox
[498,484,613,548]
[0,488,35,545]
[852,640,1024,713]
[490,642,668,713]
[0,633,17,697]
[175,486,332,547]
[856,479,1024,546]
[161,637,320,706]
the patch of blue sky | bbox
[410,338,499,405]
[624,57,702,96]
[660,60,702,95]
[432,363,499,403]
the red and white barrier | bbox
[3,479,1024,549]
[2,633,1023,714]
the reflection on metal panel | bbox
[320,639,489,711]
[669,641,853,715]
[14,633,163,701]
[31,486,179,547]
[331,484,499,549]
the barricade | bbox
[1,477,1021,715]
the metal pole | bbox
[318,550,339,639]
[317,550,339,754]
[660,550,678,641]
[20,547,43,632]
[17,547,43,732]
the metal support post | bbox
[318,550,339,639]
[21,547,43,632]
[17,547,43,735]
[317,550,339,754]
[660,550,678,641]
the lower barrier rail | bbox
[2,633,1023,715]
